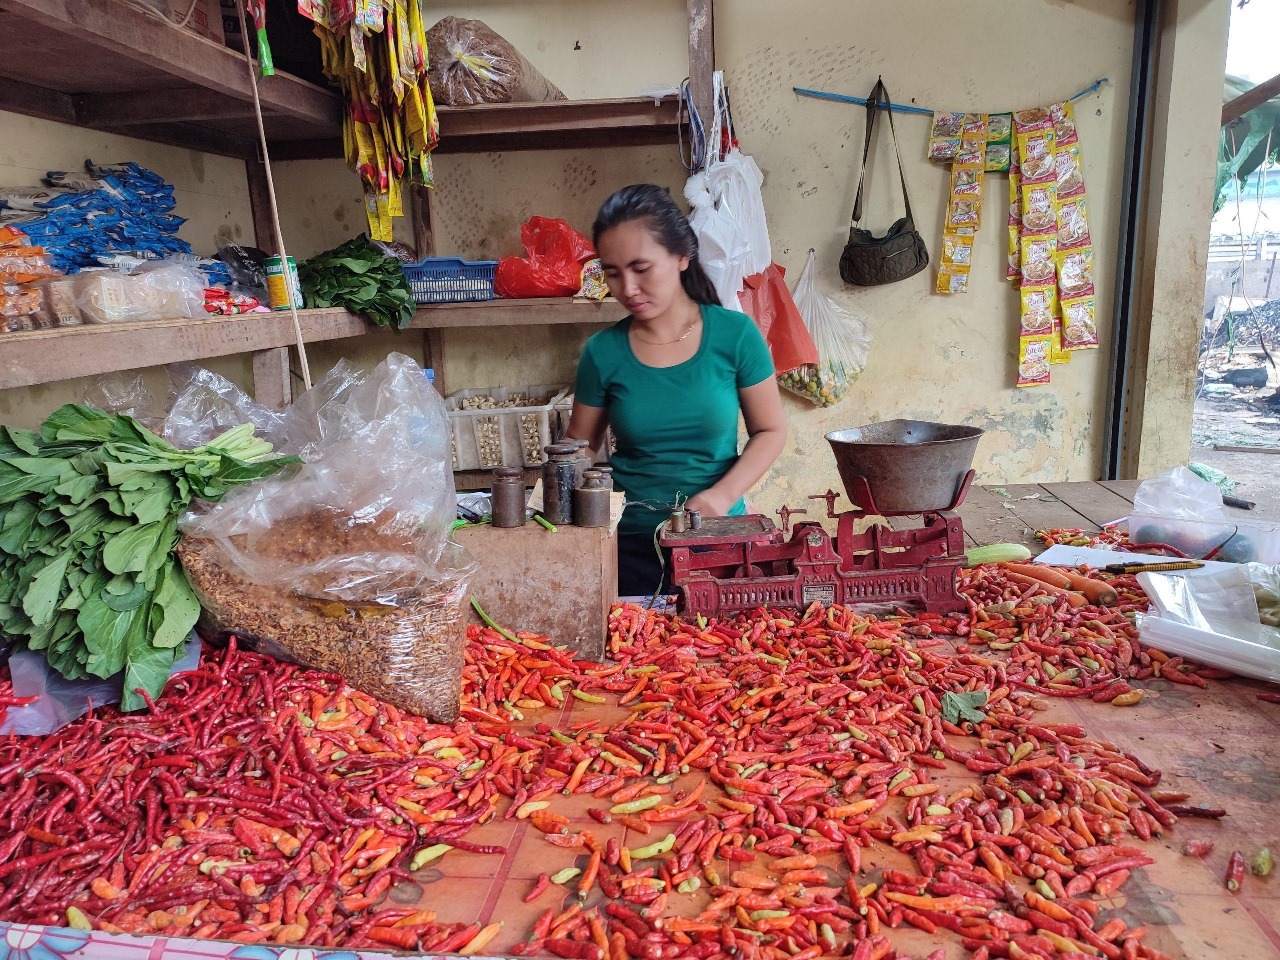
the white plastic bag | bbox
[777,250,871,407]
[683,72,772,311]
[1133,467,1227,521]
[1136,568,1280,683]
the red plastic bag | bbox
[738,263,818,375]
[495,217,595,298]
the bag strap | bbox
[851,77,915,225]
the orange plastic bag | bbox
[494,217,595,298]
[737,263,818,375]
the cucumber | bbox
[965,543,1033,566]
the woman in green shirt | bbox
[567,184,787,596]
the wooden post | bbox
[686,0,715,142]
[245,157,293,406]
[251,346,292,410]
[1266,250,1278,300]
[411,185,445,394]
[245,159,278,256]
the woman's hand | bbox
[685,488,735,518]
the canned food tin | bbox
[265,256,302,310]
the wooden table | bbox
[893,479,1144,553]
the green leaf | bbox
[101,579,149,612]
[119,478,176,525]
[151,562,200,648]
[941,690,989,726]
[78,593,138,678]
[41,404,115,444]
[0,427,42,457]
[120,640,178,713]
[0,500,41,554]
[102,521,166,576]
[21,551,73,626]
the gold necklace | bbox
[632,315,701,346]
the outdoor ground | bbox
[1191,388,1279,523]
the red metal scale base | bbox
[662,472,974,617]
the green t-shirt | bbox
[574,303,775,537]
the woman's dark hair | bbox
[592,184,720,306]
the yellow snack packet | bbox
[936,264,971,295]
[1017,335,1052,387]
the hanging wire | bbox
[792,77,1110,117]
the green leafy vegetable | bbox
[0,403,298,709]
[941,690,989,726]
[299,235,416,331]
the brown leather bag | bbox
[839,78,930,286]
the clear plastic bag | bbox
[74,262,205,323]
[426,16,566,106]
[177,354,474,722]
[1136,567,1280,684]
[81,371,166,432]
[1133,466,1227,522]
[778,250,872,407]
[164,363,286,451]
[1248,563,1280,627]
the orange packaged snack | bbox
[1057,196,1090,250]
[1020,234,1057,288]
[1056,146,1086,199]
[1021,183,1057,235]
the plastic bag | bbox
[0,638,200,736]
[74,262,205,323]
[683,73,772,309]
[177,354,475,722]
[1133,466,1227,522]
[164,363,287,450]
[426,16,566,106]
[495,217,595,299]
[778,250,871,406]
[81,370,166,432]
[1248,563,1280,627]
[736,263,818,376]
[1136,568,1280,683]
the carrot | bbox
[1004,571,1088,607]
[1061,568,1120,606]
[1002,563,1073,589]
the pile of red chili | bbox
[0,560,1206,959]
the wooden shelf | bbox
[0,0,342,159]
[0,0,683,161]
[272,97,683,160]
[0,298,626,391]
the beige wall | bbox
[0,0,1230,513]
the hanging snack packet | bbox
[1007,139,1022,281]
[1020,234,1057,289]
[986,113,1012,172]
[1057,247,1095,300]
[1056,146,1086,199]
[1062,296,1100,349]
[1049,101,1080,146]
[1050,302,1072,365]
[1021,183,1057,236]
[936,265,971,295]
[1057,196,1090,250]
[1017,335,1052,387]
[928,112,964,162]
[1019,287,1056,336]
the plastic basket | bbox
[446,385,570,471]
[402,258,498,304]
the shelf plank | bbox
[0,299,624,391]
[3,0,340,130]
[271,97,682,160]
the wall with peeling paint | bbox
[716,0,1137,522]
[0,112,255,428]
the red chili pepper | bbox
[1226,851,1247,892]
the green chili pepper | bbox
[551,867,581,885]
[1252,847,1273,877]
[611,795,662,815]
[628,834,676,860]
[409,844,452,870]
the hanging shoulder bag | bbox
[839,77,930,286]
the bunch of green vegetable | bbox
[0,405,297,710]
[299,235,416,331]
